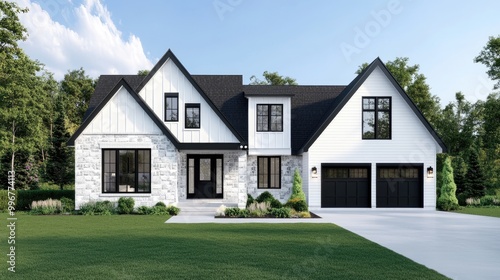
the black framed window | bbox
[257,104,283,132]
[164,93,178,121]
[185,103,200,129]
[362,97,391,139]
[257,157,281,189]
[102,149,151,193]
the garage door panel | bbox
[321,166,371,208]
[376,166,423,208]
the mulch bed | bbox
[215,212,321,219]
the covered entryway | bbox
[321,164,371,207]
[187,155,223,199]
[376,164,423,207]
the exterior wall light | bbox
[311,166,318,178]
[427,166,434,178]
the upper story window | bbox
[362,97,391,139]
[257,104,283,132]
[185,103,200,129]
[164,93,178,122]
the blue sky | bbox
[17,0,500,106]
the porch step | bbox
[176,200,238,216]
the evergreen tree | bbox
[46,97,74,189]
[290,169,306,201]
[464,149,486,198]
[437,156,459,211]
[452,155,467,195]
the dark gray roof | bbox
[76,54,446,154]
[84,75,144,120]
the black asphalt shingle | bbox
[82,74,346,154]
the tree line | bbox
[1,1,499,200]
[0,1,95,189]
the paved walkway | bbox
[166,209,500,280]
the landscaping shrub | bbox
[255,191,274,203]
[0,190,15,211]
[155,201,166,207]
[80,201,116,215]
[166,205,180,215]
[255,191,282,209]
[456,193,468,206]
[117,197,135,214]
[225,207,247,217]
[247,201,270,217]
[30,199,62,215]
[480,195,500,206]
[270,207,291,218]
[285,169,309,211]
[137,206,151,215]
[246,194,254,208]
[286,197,308,212]
[215,205,227,216]
[270,199,283,209]
[437,156,459,211]
[60,197,75,213]
[290,169,306,201]
[136,204,180,216]
[16,190,75,210]
[465,197,481,206]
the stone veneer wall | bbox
[177,151,248,207]
[247,155,302,203]
[74,134,178,209]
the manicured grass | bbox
[453,207,500,218]
[0,213,447,279]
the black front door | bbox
[187,155,223,199]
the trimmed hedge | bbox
[16,190,75,210]
[0,190,15,211]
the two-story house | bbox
[68,50,446,209]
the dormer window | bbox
[257,104,283,132]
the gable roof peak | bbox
[299,57,446,153]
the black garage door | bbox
[321,165,371,207]
[376,165,423,208]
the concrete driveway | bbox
[312,209,500,280]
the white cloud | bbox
[16,0,153,79]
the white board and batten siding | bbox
[82,86,162,135]
[306,66,443,209]
[247,96,291,155]
[138,58,239,144]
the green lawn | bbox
[453,207,500,218]
[0,213,447,280]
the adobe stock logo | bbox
[340,0,403,62]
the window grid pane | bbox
[258,157,280,189]
[199,158,211,181]
[165,96,178,121]
[362,97,391,139]
[103,149,150,193]
[186,105,200,128]
[257,105,269,131]
[216,159,222,194]
[188,158,195,194]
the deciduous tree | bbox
[474,35,500,89]
[60,68,96,132]
[249,71,297,85]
